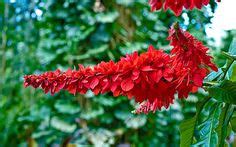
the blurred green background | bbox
[0,0,235,146]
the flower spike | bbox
[24,24,217,114]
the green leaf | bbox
[115,109,132,120]
[86,129,115,145]
[67,26,95,41]
[225,38,236,80]
[230,65,236,81]
[180,98,208,147]
[65,45,108,61]
[50,117,76,133]
[116,0,134,6]
[208,80,236,104]
[180,116,197,147]
[80,106,104,120]
[96,11,119,23]
[93,95,125,107]
[216,104,234,147]
[228,38,236,56]
[230,112,236,132]
[180,99,222,147]
[54,100,80,114]
[32,130,52,139]
[0,1,4,14]
[204,68,223,82]
[125,115,147,129]
[192,101,222,147]
[119,42,148,55]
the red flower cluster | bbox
[149,0,221,16]
[168,23,217,98]
[24,24,217,113]
[24,47,176,113]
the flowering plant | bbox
[23,0,236,146]
[149,0,221,16]
[24,23,217,114]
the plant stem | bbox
[203,81,218,87]
[221,51,236,60]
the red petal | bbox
[150,70,162,83]
[192,86,199,93]
[121,78,134,92]
[141,66,154,71]
[112,74,120,81]
[68,86,77,95]
[90,77,99,89]
[113,89,121,97]
[132,69,140,80]
[193,73,203,87]
[93,87,100,95]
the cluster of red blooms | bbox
[24,24,217,113]
[149,0,221,16]
[168,23,217,98]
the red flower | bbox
[168,23,217,98]
[148,0,220,16]
[24,46,176,113]
[24,24,218,114]
[168,23,218,71]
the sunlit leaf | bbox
[80,106,104,120]
[96,11,119,23]
[50,117,76,133]
[180,99,222,147]
[208,80,236,104]
[87,129,115,146]
[228,38,236,56]
[216,105,234,147]
[32,130,52,139]
[54,100,80,114]
[180,116,196,147]
[192,101,221,146]
[204,68,223,82]
[230,112,236,132]
[116,0,134,6]
[125,115,147,129]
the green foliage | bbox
[204,68,223,82]
[231,112,236,132]
[208,80,236,104]
[208,38,236,104]
[180,38,236,147]
[180,98,222,147]
[228,38,236,56]
[180,116,196,146]
[192,100,221,146]
[216,104,234,147]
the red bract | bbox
[24,46,176,113]
[24,24,218,114]
[149,0,220,16]
[168,23,218,71]
[168,23,217,98]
